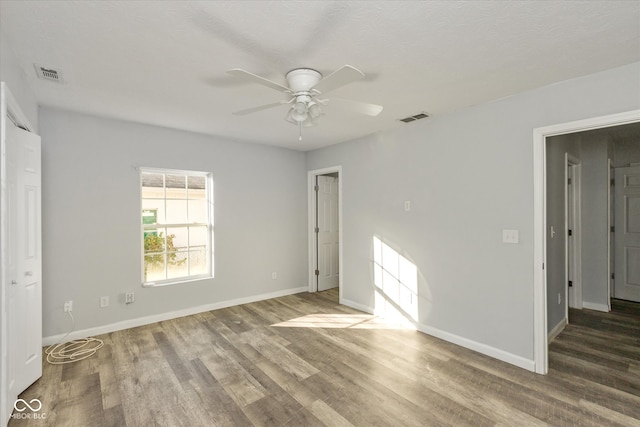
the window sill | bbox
[142,275,213,287]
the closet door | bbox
[6,120,42,405]
[614,165,640,302]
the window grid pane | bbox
[141,170,212,284]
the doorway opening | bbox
[308,166,343,300]
[533,109,640,374]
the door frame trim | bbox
[307,166,343,299]
[1,82,35,425]
[533,109,640,375]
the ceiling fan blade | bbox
[312,65,365,95]
[330,98,383,116]
[232,101,289,116]
[227,69,291,93]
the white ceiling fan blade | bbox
[330,98,383,116]
[227,69,291,93]
[232,101,289,116]
[312,65,365,95]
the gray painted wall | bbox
[580,132,613,307]
[39,108,307,336]
[0,29,38,129]
[545,133,579,332]
[614,138,640,166]
[306,62,640,361]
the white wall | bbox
[306,62,640,364]
[39,108,307,337]
[0,29,37,129]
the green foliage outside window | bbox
[144,232,186,277]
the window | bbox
[140,169,213,285]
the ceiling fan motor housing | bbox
[286,68,322,93]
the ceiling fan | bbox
[227,65,383,140]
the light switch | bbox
[503,229,519,244]
[404,201,411,211]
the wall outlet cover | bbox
[100,296,110,308]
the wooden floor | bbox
[10,290,640,426]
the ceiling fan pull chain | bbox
[299,121,303,141]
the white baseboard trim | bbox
[43,286,308,346]
[340,298,374,314]
[334,299,535,372]
[415,322,535,372]
[582,302,609,312]
[548,318,567,343]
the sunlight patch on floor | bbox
[271,313,415,330]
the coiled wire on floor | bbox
[45,311,104,365]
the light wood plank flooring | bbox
[9,290,640,426]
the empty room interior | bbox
[1,1,640,426]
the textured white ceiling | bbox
[1,1,639,151]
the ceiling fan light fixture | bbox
[303,117,317,128]
[290,104,308,122]
[307,101,322,119]
[288,95,313,122]
[284,109,297,124]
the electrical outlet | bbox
[271,272,277,280]
[100,296,110,308]
[125,292,135,304]
[63,300,73,312]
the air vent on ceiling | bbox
[399,112,429,123]
[34,64,64,83]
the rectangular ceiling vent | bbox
[399,112,429,123]
[34,64,64,83]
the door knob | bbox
[11,280,17,285]
[24,271,33,276]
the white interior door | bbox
[614,165,640,302]
[6,121,42,407]
[316,175,339,291]
[565,155,582,311]
[608,159,615,307]
[567,165,575,308]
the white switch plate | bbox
[404,200,411,211]
[502,229,519,244]
[100,296,109,308]
[271,272,277,280]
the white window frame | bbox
[140,167,214,286]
